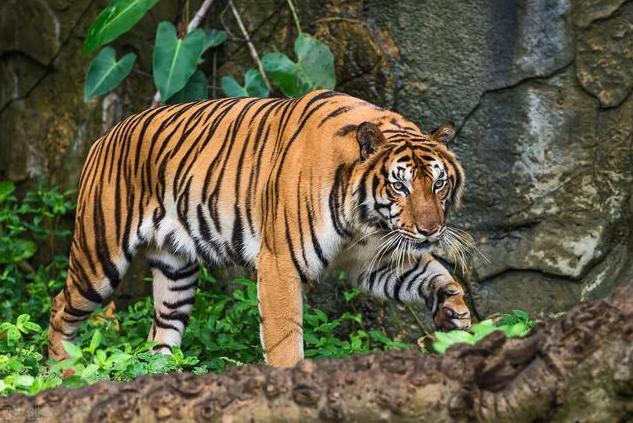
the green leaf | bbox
[343,289,360,303]
[11,374,34,388]
[87,330,103,353]
[22,321,41,333]
[63,341,83,360]
[499,322,530,338]
[262,52,308,97]
[166,70,208,104]
[16,314,40,334]
[203,29,228,51]
[221,69,269,98]
[84,47,136,101]
[434,330,474,345]
[294,33,336,90]
[0,181,15,203]
[432,330,474,354]
[470,320,499,342]
[5,326,20,346]
[262,33,335,97]
[153,22,206,102]
[84,0,160,54]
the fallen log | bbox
[2,287,633,422]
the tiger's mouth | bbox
[395,229,442,248]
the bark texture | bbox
[2,287,633,422]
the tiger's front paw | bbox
[432,282,471,331]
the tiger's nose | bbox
[416,225,442,236]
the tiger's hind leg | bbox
[146,249,199,353]
[48,234,132,361]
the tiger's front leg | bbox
[355,253,471,330]
[256,247,304,368]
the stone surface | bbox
[1,0,632,339]
[0,0,61,65]
[575,1,633,107]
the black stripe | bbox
[153,317,181,331]
[162,297,195,309]
[328,164,353,238]
[306,200,329,268]
[169,280,198,292]
[152,343,172,351]
[63,304,92,317]
[284,209,309,283]
[158,311,190,326]
[318,105,353,127]
[148,259,198,280]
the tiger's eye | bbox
[434,179,446,190]
[392,182,405,192]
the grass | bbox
[0,181,536,396]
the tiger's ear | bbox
[432,122,456,145]
[356,122,387,160]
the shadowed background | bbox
[1,0,632,339]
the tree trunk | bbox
[2,287,633,423]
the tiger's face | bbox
[354,121,464,253]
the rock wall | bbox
[1,0,632,337]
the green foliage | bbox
[432,310,537,354]
[82,1,335,103]
[84,47,136,101]
[221,69,269,98]
[262,33,336,97]
[0,182,14,203]
[0,181,74,324]
[165,70,208,104]
[84,0,160,54]
[153,22,206,101]
[204,29,228,51]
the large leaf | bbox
[153,22,206,102]
[294,33,336,90]
[166,70,208,104]
[84,47,136,102]
[0,181,15,203]
[62,341,83,360]
[84,0,159,54]
[204,29,228,52]
[261,53,309,97]
[262,33,335,97]
[221,68,269,98]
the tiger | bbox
[48,89,472,368]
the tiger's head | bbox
[353,120,465,250]
[351,120,472,331]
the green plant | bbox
[221,69,269,98]
[432,310,537,354]
[82,0,336,104]
[83,47,136,101]
[0,181,74,323]
[261,33,336,97]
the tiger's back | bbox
[79,91,376,267]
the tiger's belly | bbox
[146,192,261,270]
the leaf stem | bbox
[187,0,215,33]
[286,0,302,34]
[405,303,431,338]
[228,0,272,94]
